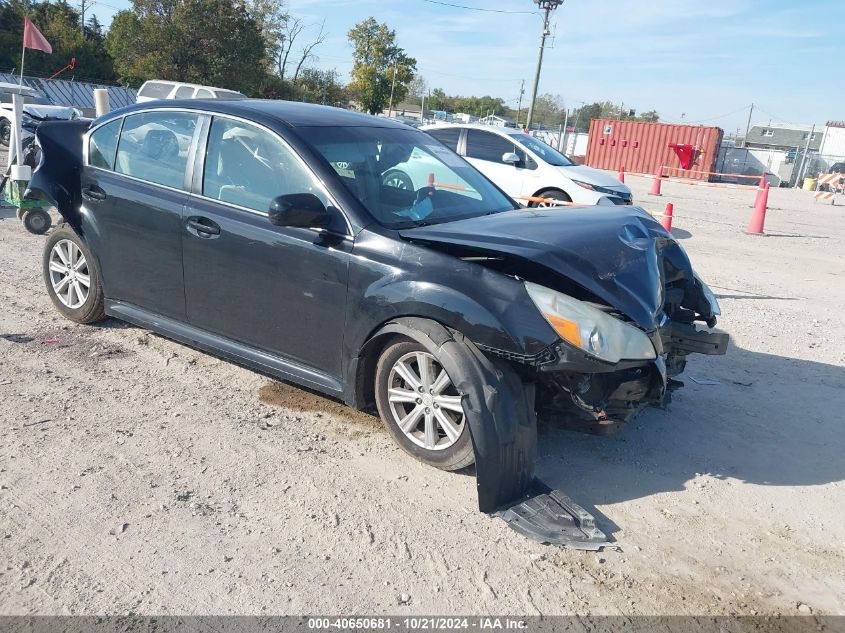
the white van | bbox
[136,80,247,103]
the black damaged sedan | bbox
[29,100,727,539]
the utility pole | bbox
[743,103,754,148]
[526,0,564,131]
[387,64,397,118]
[516,79,525,128]
[79,0,90,36]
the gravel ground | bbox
[1,148,844,616]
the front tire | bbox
[375,339,474,471]
[42,226,106,324]
[0,118,10,147]
[530,188,571,208]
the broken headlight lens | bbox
[524,282,656,363]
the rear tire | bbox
[42,226,106,324]
[530,188,571,207]
[375,338,475,471]
[0,118,10,147]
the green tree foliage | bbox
[347,17,416,114]
[105,0,267,93]
[0,0,114,81]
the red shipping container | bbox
[585,119,724,180]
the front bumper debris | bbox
[499,485,611,550]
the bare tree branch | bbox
[293,19,326,82]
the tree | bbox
[347,17,416,114]
[276,16,327,82]
[105,0,267,93]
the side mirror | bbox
[502,152,521,166]
[268,193,328,228]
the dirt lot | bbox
[1,150,844,616]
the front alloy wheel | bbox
[375,340,474,471]
[387,351,466,451]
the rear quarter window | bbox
[88,119,122,170]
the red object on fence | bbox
[746,183,769,235]
[668,143,700,170]
[47,57,76,80]
[660,203,674,232]
[649,166,664,195]
[617,166,625,183]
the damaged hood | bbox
[399,206,696,330]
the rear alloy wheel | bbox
[375,340,474,471]
[42,227,106,324]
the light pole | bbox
[526,0,564,131]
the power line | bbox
[420,0,538,15]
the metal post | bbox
[526,1,563,131]
[516,79,525,128]
[558,109,569,151]
[795,124,815,189]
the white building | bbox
[819,121,845,159]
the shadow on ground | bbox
[534,342,845,507]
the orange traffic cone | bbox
[660,202,673,231]
[649,166,664,196]
[618,165,625,183]
[746,183,769,235]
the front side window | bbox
[88,118,122,169]
[115,111,198,189]
[202,117,328,213]
[305,125,516,229]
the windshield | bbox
[513,133,574,166]
[304,126,516,229]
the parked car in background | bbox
[0,82,82,147]
[28,100,726,531]
[136,80,247,103]
[421,123,633,206]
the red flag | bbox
[23,17,52,54]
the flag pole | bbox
[19,30,26,90]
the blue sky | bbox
[90,0,844,133]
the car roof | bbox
[0,82,37,94]
[100,99,412,129]
[422,123,523,136]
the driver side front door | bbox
[181,115,352,381]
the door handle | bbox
[186,217,221,237]
[81,185,106,201]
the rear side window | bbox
[173,85,194,99]
[115,111,198,189]
[196,89,214,98]
[88,119,122,169]
[427,127,461,152]
[138,82,173,99]
[465,130,518,164]
[202,117,327,212]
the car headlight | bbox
[525,281,656,363]
[571,180,629,197]
[694,273,721,316]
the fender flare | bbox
[370,317,537,513]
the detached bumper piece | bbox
[666,323,729,356]
[499,485,611,550]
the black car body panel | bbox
[26,99,728,518]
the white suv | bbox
[422,124,633,206]
[136,80,246,103]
